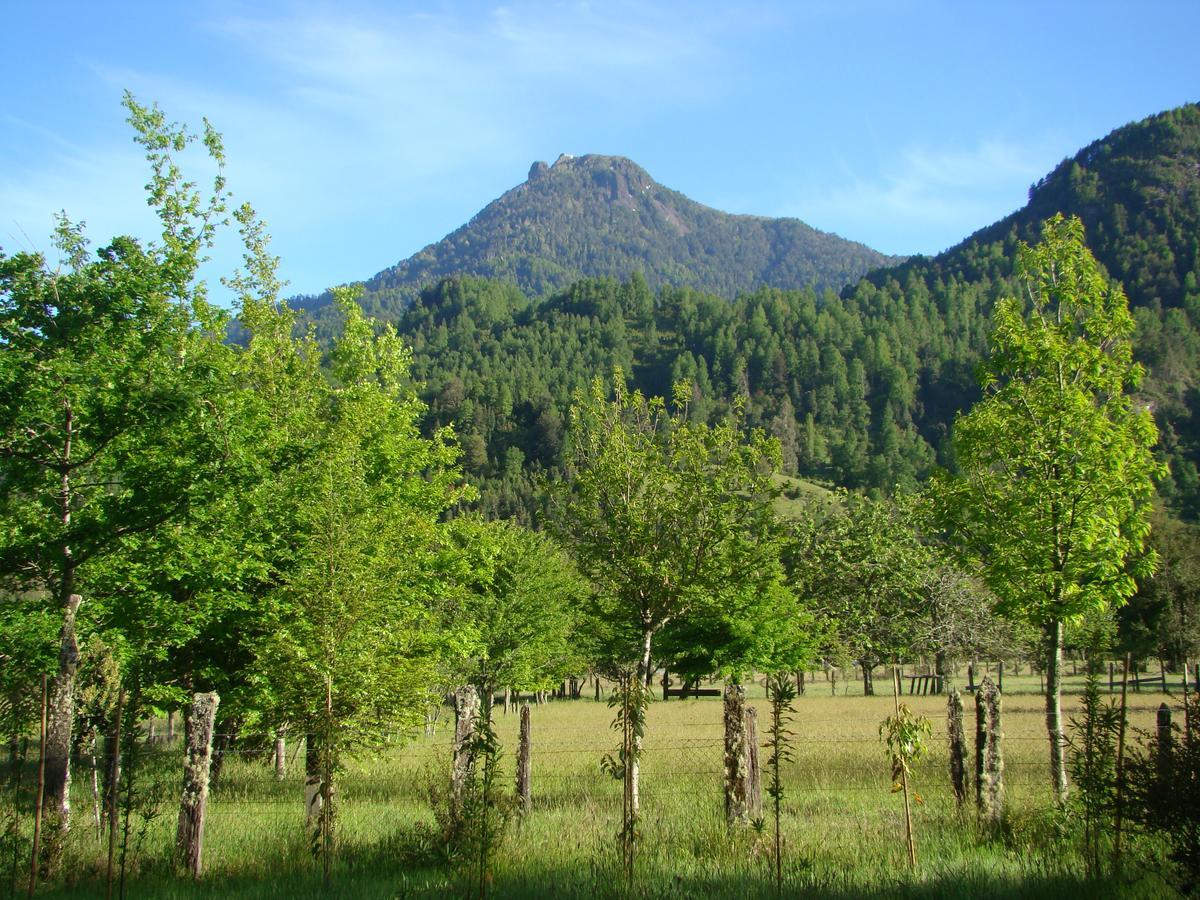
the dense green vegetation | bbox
[336,104,1200,525]
[4,95,1200,899]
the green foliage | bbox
[763,673,797,894]
[261,288,468,752]
[445,517,588,697]
[879,703,932,801]
[1124,693,1200,894]
[1121,507,1200,665]
[930,214,1162,626]
[549,370,789,681]
[288,103,1200,526]
[1064,671,1122,879]
[600,674,651,883]
[787,493,937,681]
[929,214,1162,801]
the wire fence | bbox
[0,681,1192,882]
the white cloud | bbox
[791,137,1058,254]
[7,1,741,294]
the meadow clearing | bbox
[23,667,1189,899]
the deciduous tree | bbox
[928,214,1162,802]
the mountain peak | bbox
[349,154,899,313]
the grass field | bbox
[20,668,1192,898]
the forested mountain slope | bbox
[316,104,1200,522]
[855,102,1200,511]
[293,153,896,327]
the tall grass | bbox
[21,671,1188,898]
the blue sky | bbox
[2,1,1198,303]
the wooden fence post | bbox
[517,703,532,816]
[947,688,967,808]
[304,733,322,830]
[745,706,761,820]
[1156,703,1172,772]
[452,685,480,816]
[177,691,219,879]
[723,683,749,826]
[974,677,1003,825]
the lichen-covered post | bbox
[517,702,532,816]
[745,706,762,820]
[304,734,323,829]
[974,677,1003,824]
[947,689,966,807]
[176,692,219,878]
[452,685,480,815]
[723,683,749,826]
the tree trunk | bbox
[935,650,948,693]
[861,660,874,696]
[1044,619,1067,803]
[42,590,82,870]
[631,627,655,816]
[177,692,219,878]
[274,733,286,781]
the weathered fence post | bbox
[796,669,806,696]
[723,683,750,826]
[517,702,532,816]
[745,706,762,820]
[974,677,1003,824]
[274,732,286,781]
[166,709,176,743]
[452,685,480,815]
[177,691,219,878]
[947,688,966,808]
[304,734,323,829]
[1156,703,1172,772]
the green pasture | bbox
[20,669,1191,898]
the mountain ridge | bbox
[295,152,899,322]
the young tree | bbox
[261,290,468,847]
[549,373,782,810]
[0,95,233,851]
[787,493,929,696]
[928,214,1162,802]
[446,517,587,709]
